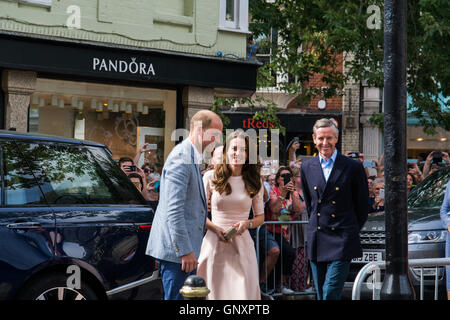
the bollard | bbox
[179,275,210,300]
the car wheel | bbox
[17,272,99,300]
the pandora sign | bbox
[92,57,156,76]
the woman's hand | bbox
[373,196,384,209]
[213,225,227,242]
[233,220,250,236]
[206,218,227,242]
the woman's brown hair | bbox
[212,130,261,198]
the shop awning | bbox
[0,32,260,94]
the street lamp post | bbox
[380,0,415,300]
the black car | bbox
[343,167,449,300]
[0,130,163,300]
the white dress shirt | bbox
[318,148,338,182]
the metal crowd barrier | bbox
[352,258,450,300]
[255,220,316,300]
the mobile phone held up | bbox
[145,144,158,151]
[350,152,360,159]
[432,152,442,165]
[154,180,160,193]
[281,173,292,199]
[363,160,376,168]
[281,173,292,185]
[127,165,137,172]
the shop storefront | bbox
[407,120,450,161]
[28,78,169,169]
[223,109,342,164]
[0,33,259,169]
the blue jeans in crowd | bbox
[310,260,351,300]
[158,259,196,300]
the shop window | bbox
[28,78,172,171]
[219,0,249,32]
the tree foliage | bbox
[249,0,449,133]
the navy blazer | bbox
[300,153,369,262]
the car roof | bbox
[0,130,106,148]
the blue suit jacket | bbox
[146,139,207,264]
[300,153,369,262]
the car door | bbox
[0,140,56,299]
[17,141,158,299]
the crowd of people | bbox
[116,110,449,301]
[355,150,449,213]
[118,145,162,213]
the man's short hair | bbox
[119,157,134,166]
[312,118,339,138]
[189,110,217,132]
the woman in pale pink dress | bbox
[197,130,265,300]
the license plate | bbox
[352,251,383,263]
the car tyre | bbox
[16,272,99,300]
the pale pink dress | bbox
[197,170,264,300]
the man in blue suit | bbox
[146,110,223,300]
[300,118,368,300]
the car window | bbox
[408,168,450,209]
[14,141,146,205]
[86,145,148,205]
[1,141,46,206]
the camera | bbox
[127,165,137,172]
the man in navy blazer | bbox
[146,110,222,300]
[300,118,368,300]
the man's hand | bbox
[181,252,198,273]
